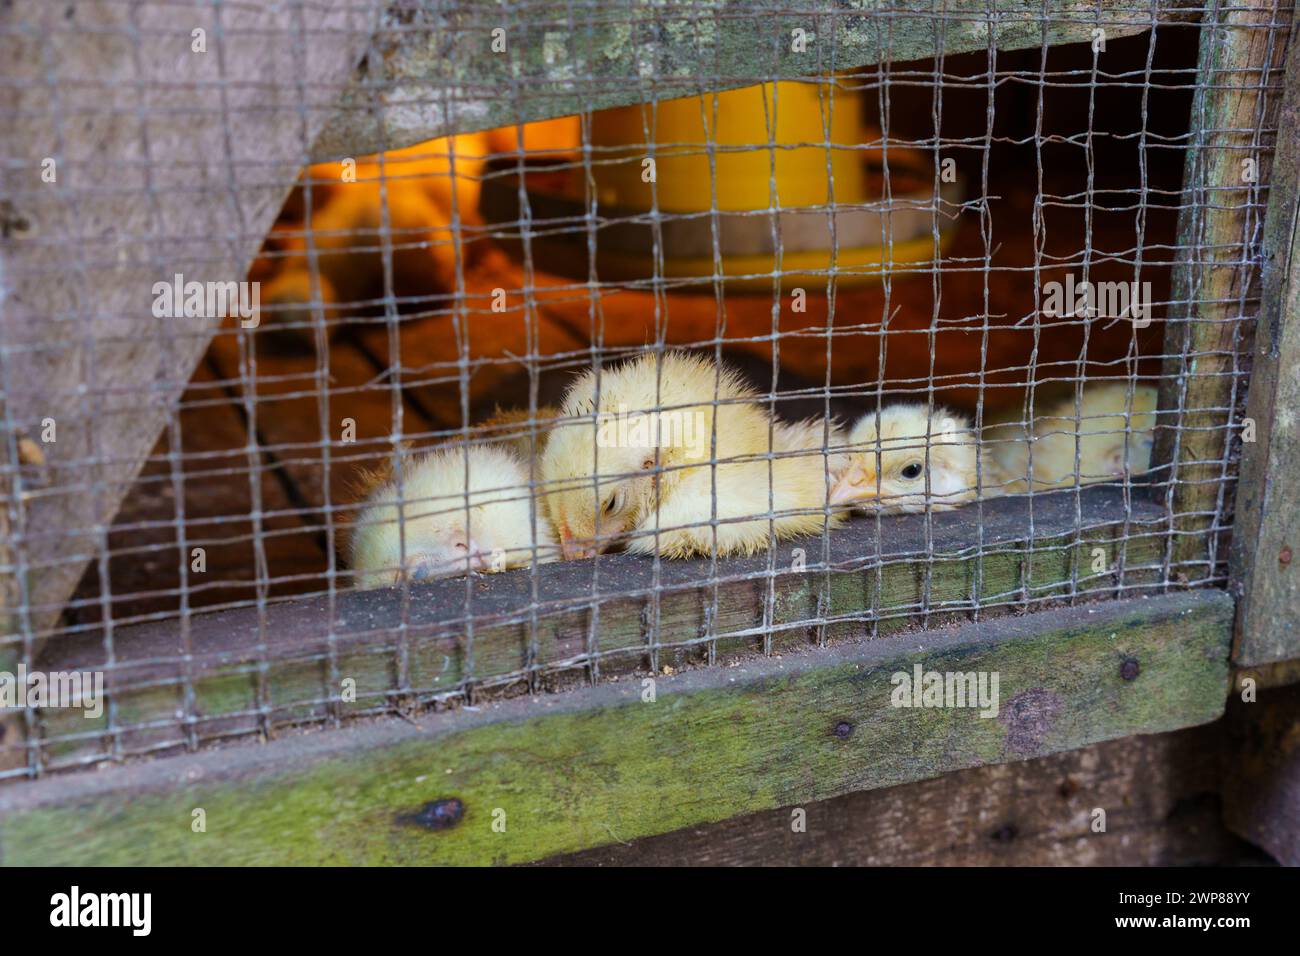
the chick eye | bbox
[899,461,924,481]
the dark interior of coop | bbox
[63,26,1198,633]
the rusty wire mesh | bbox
[0,0,1291,777]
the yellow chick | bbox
[775,415,852,490]
[983,383,1158,493]
[539,351,844,559]
[830,404,979,513]
[349,443,557,588]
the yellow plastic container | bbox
[477,80,964,289]
[591,81,869,213]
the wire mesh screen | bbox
[0,0,1291,778]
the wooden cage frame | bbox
[1,0,1298,865]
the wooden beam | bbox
[20,484,1168,771]
[0,589,1232,865]
[1230,9,1300,666]
[0,1,381,639]
[1153,1,1293,584]
[310,0,1196,161]
[542,719,1260,865]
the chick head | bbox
[1027,383,1159,486]
[1080,423,1156,481]
[831,404,977,513]
[1074,384,1158,480]
[540,351,742,558]
[541,419,663,559]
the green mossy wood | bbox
[0,589,1231,865]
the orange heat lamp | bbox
[481,80,964,290]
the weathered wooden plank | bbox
[0,589,1232,865]
[25,484,1168,770]
[310,0,1197,161]
[1230,9,1300,666]
[1153,1,1293,584]
[1221,682,1300,865]
[0,0,381,639]
[543,718,1262,865]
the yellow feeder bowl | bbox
[481,81,964,290]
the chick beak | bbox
[830,463,876,506]
[559,527,599,561]
[406,538,487,581]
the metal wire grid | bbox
[0,1,1290,777]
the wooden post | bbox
[1154,1,1294,585]
[1230,7,1300,666]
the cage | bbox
[1,0,1298,867]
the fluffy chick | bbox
[983,383,1158,493]
[540,351,844,559]
[830,404,979,513]
[349,443,557,589]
